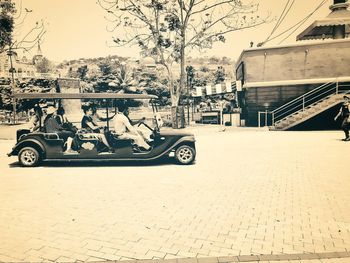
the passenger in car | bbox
[112,103,151,151]
[56,107,68,125]
[81,106,112,151]
[56,107,78,133]
[44,106,77,154]
[29,104,44,132]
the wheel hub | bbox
[21,150,37,165]
[178,148,193,163]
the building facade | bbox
[236,0,350,129]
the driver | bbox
[112,103,151,151]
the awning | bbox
[297,7,350,40]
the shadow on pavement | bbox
[8,157,195,168]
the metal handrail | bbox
[272,82,334,115]
[274,86,336,120]
[273,83,350,125]
[258,81,350,127]
[273,83,335,121]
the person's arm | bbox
[128,116,146,126]
[94,112,115,122]
[123,115,138,135]
[29,116,40,132]
[86,120,99,131]
[63,114,69,123]
[335,107,342,121]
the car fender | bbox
[8,138,46,157]
[162,135,196,155]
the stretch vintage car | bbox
[8,93,196,166]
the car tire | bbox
[18,147,41,167]
[175,145,196,165]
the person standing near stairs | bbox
[334,95,350,141]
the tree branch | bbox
[191,0,237,16]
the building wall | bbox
[237,39,350,84]
[243,84,319,126]
[235,39,350,127]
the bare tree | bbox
[98,0,268,125]
[1,0,46,123]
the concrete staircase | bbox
[271,94,344,130]
[264,81,350,131]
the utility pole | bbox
[186,65,194,126]
[7,47,17,124]
[187,73,190,125]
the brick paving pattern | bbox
[0,128,349,262]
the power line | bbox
[278,0,328,44]
[263,0,327,45]
[261,0,295,46]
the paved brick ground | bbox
[0,127,350,262]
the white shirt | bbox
[113,113,135,135]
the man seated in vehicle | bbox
[112,103,151,151]
[28,104,44,132]
[44,106,77,154]
[81,106,112,151]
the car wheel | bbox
[175,145,196,165]
[18,147,41,167]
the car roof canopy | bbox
[13,93,158,100]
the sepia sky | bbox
[13,0,331,62]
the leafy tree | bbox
[193,65,211,86]
[214,66,225,84]
[139,70,171,106]
[0,0,15,52]
[77,65,89,80]
[98,0,267,111]
[35,57,54,73]
[98,61,114,76]
[114,63,137,93]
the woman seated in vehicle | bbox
[56,107,78,133]
[44,106,77,154]
[81,106,112,151]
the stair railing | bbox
[258,81,350,128]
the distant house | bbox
[0,52,37,78]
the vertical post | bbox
[105,100,109,130]
[336,81,339,94]
[187,74,190,125]
[272,112,275,126]
[220,100,224,127]
[258,112,261,128]
[265,109,268,127]
[8,48,17,124]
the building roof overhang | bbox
[236,38,350,66]
[297,5,350,40]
